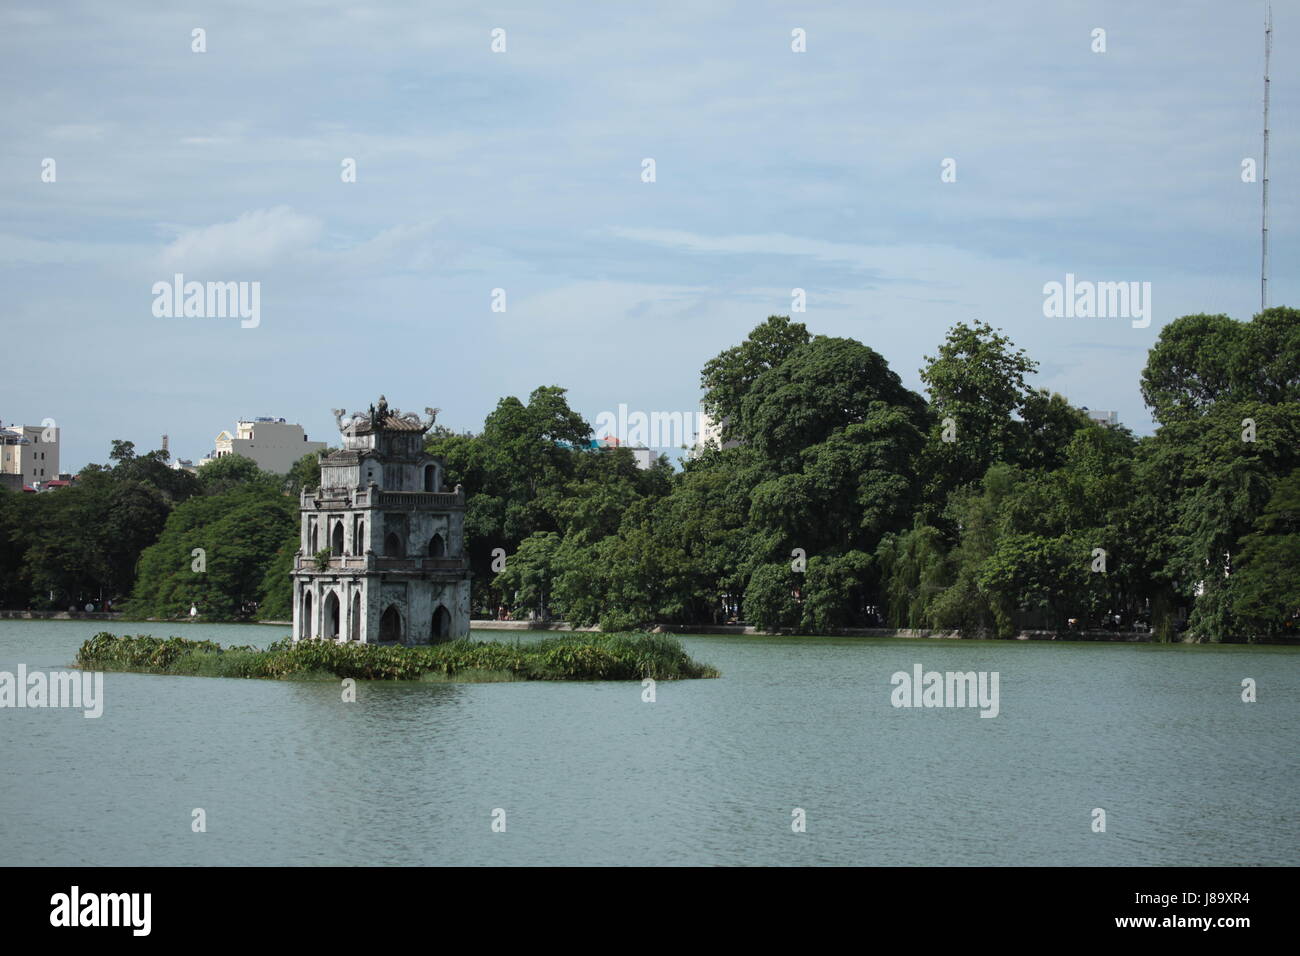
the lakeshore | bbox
[5,610,1294,644]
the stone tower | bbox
[291,397,471,644]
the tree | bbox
[1162,402,1300,641]
[701,315,810,443]
[876,525,951,628]
[1141,313,1247,423]
[743,562,800,630]
[128,488,296,620]
[283,451,325,497]
[1243,307,1300,406]
[0,489,31,606]
[494,531,561,618]
[196,454,278,496]
[1141,308,1300,425]
[741,335,927,467]
[428,386,681,617]
[919,320,1038,497]
[1014,388,1093,473]
[800,550,874,632]
[1231,468,1300,639]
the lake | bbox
[1,619,1296,866]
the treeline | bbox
[0,443,316,621]
[450,310,1300,642]
[2,308,1296,640]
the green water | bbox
[1,620,1296,866]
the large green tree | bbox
[701,314,810,444]
[1231,468,1300,639]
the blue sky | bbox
[1,0,1294,471]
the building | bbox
[688,410,740,458]
[291,397,471,644]
[200,417,326,474]
[588,436,655,469]
[1083,409,1120,427]
[1,422,60,487]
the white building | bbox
[0,422,59,487]
[688,410,740,458]
[1084,409,1119,427]
[589,437,656,469]
[201,417,326,474]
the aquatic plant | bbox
[75,631,719,682]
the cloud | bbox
[48,123,110,141]
[157,206,324,273]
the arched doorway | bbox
[331,522,345,556]
[350,592,361,642]
[384,532,403,557]
[380,606,402,644]
[428,533,445,557]
[431,604,451,642]
[310,524,319,553]
[324,591,340,640]
[301,590,314,639]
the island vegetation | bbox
[76,631,719,682]
[3,307,1298,643]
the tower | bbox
[1261,3,1272,311]
[291,397,471,644]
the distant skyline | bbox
[2,1,1294,471]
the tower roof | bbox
[333,397,441,436]
[352,415,427,434]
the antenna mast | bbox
[1262,4,1272,311]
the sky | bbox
[1,0,1295,472]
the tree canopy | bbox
[5,306,1296,642]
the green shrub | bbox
[75,631,719,683]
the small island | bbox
[75,631,719,682]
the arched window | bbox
[380,606,403,644]
[354,517,365,554]
[301,590,314,639]
[310,523,318,553]
[384,532,403,557]
[350,592,361,642]
[424,465,437,492]
[331,522,345,556]
[324,591,340,640]
[431,604,451,642]
[428,533,445,557]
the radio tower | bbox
[1261,4,1272,311]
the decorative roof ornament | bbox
[333,399,441,434]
